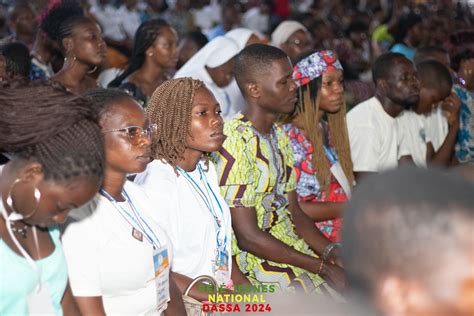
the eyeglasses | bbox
[103,124,157,145]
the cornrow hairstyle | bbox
[0,80,105,181]
[84,88,133,118]
[39,0,91,51]
[109,19,171,88]
[0,42,31,78]
[147,77,204,169]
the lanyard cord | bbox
[100,188,161,248]
[177,163,227,250]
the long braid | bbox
[147,78,203,169]
[108,19,170,88]
[0,80,105,181]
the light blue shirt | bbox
[0,223,68,315]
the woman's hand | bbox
[320,262,346,293]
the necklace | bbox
[10,223,29,238]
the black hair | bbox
[183,31,208,50]
[0,80,105,181]
[39,0,91,50]
[234,43,288,93]
[8,3,34,22]
[345,20,368,37]
[84,88,133,117]
[414,46,448,66]
[342,167,474,300]
[393,12,422,43]
[109,19,170,88]
[0,42,31,78]
[417,60,452,94]
[372,52,406,84]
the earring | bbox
[87,65,98,74]
[6,178,41,221]
[64,54,77,68]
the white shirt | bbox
[117,6,141,39]
[396,110,430,167]
[62,181,172,315]
[242,7,269,34]
[134,160,232,282]
[90,4,126,41]
[347,96,399,172]
[425,107,448,151]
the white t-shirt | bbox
[347,96,399,172]
[90,4,126,41]
[425,107,448,151]
[242,7,269,34]
[62,181,172,315]
[134,160,232,283]
[396,110,430,167]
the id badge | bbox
[214,249,229,285]
[27,284,55,315]
[153,247,170,310]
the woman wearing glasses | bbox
[61,89,186,315]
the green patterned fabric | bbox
[212,115,329,294]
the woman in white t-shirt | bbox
[135,78,250,300]
[61,89,185,315]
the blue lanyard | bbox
[177,163,227,250]
[100,188,161,249]
[323,145,338,166]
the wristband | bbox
[322,242,340,261]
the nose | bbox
[289,78,297,92]
[333,81,344,94]
[210,112,223,127]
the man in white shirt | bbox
[347,53,420,181]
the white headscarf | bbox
[225,28,255,50]
[271,20,308,48]
[174,36,239,79]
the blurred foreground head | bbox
[342,167,474,316]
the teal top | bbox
[0,223,68,315]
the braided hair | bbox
[147,78,203,168]
[39,0,92,51]
[290,76,354,195]
[0,80,105,182]
[84,88,133,118]
[109,19,170,88]
[0,42,31,79]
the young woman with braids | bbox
[108,19,178,107]
[39,0,106,94]
[135,78,250,300]
[282,50,354,242]
[61,89,185,315]
[0,80,105,315]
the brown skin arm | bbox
[298,200,345,221]
[164,277,186,316]
[231,256,252,286]
[399,155,414,166]
[171,272,209,301]
[354,171,375,184]
[74,296,106,316]
[61,283,81,316]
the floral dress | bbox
[282,123,348,242]
[212,115,336,296]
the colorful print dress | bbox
[212,115,334,295]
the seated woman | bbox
[282,50,354,242]
[108,19,179,107]
[174,36,240,119]
[0,80,105,315]
[61,89,185,315]
[135,78,249,300]
[39,0,106,94]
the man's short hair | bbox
[234,43,288,94]
[417,60,452,94]
[342,167,474,299]
[372,52,407,84]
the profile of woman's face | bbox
[206,58,235,88]
[67,21,107,67]
[318,69,345,114]
[150,26,179,69]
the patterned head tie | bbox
[293,50,343,87]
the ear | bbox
[145,45,154,57]
[246,82,260,99]
[17,161,44,185]
[375,276,429,316]
[62,37,74,55]
[376,78,387,93]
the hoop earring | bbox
[64,54,76,68]
[87,65,98,74]
[6,179,41,221]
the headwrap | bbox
[293,50,343,87]
[271,20,308,48]
[174,36,239,78]
[225,28,256,50]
